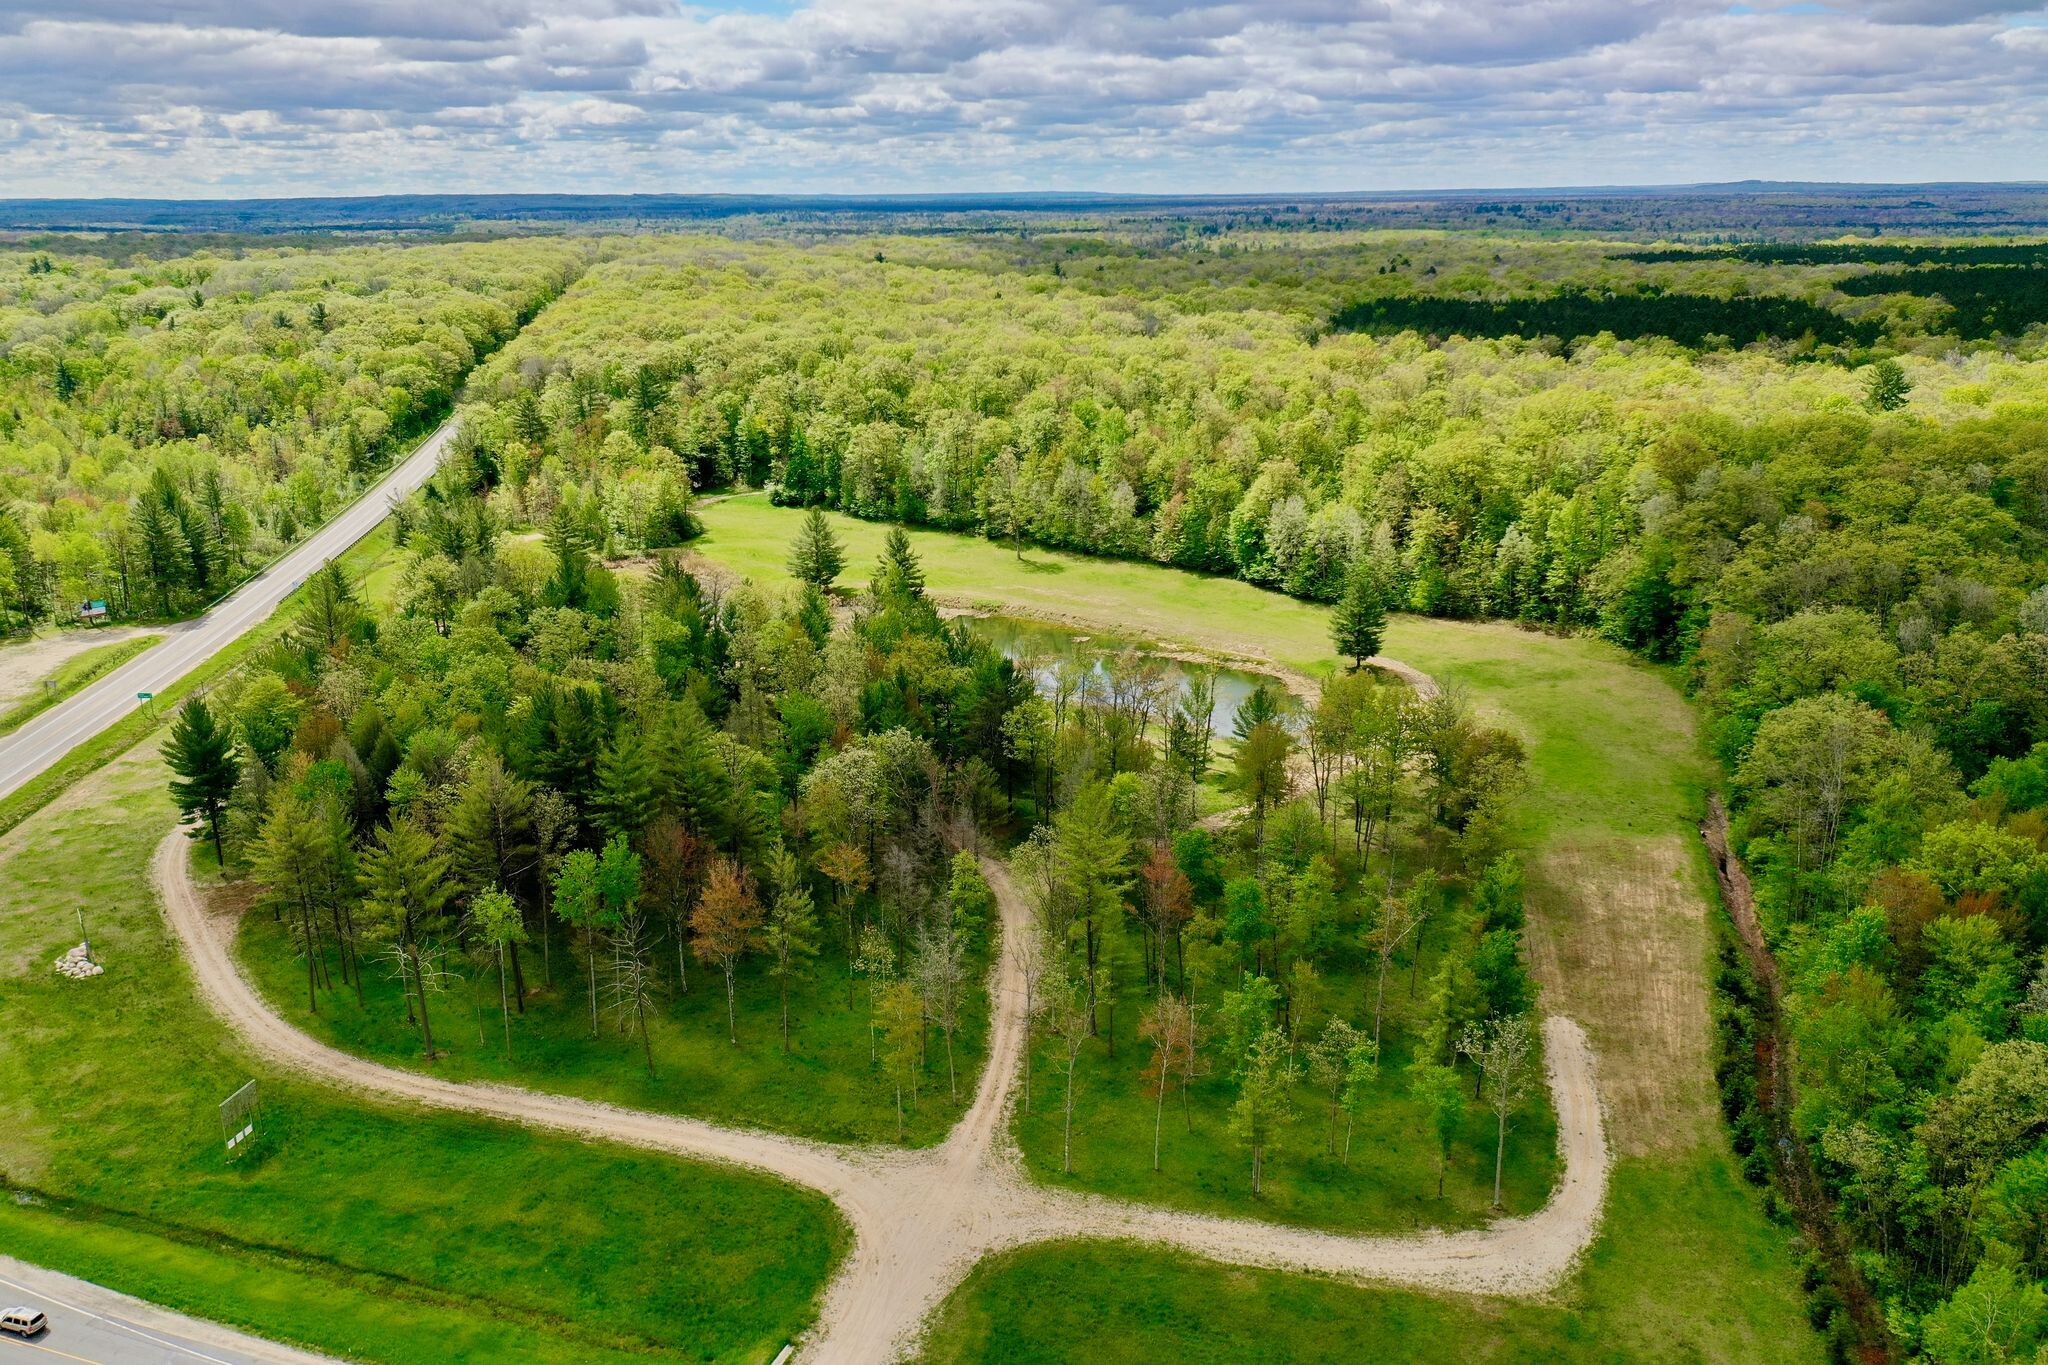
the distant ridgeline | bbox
[1333,241,2048,349]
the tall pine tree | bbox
[787,507,845,590]
[166,697,241,869]
[874,526,926,603]
[1331,568,1387,670]
[595,728,659,841]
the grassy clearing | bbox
[695,496,1817,1360]
[1013,949,1558,1233]
[0,633,162,736]
[234,901,991,1147]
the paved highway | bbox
[0,418,453,802]
[0,1256,330,1364]
[0,421,453,1362]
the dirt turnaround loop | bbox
[158,806,1610,1362]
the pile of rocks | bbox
[53,942,103,980]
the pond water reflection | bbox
[962,614,1292,740]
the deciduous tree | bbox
[693,858,764,1043]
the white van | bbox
[0,1307,48,1336]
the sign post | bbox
[220,1079,259,1158]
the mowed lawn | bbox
[0,738,843,1364]
[696,495,1821,1363]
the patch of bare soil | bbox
[1523,834,1718,1157]
[0,628,149,715]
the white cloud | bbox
[0,0,2040,195]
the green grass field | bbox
[235,900,991,1147]
[0,632,162,736]
[694,495,1821,1363]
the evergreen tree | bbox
[655,699,727,828]
[359,817,454,1060]
[594,727,659,841]
[512,389,548,447]
[537,687,602,811]
[1864,357,1912,412]
[295,560,361,652]
[166,697,241,869]
[796,582,833,645]
[761,848,821,1052]
[874,526,926,603]
[787,507,846,590]
[1331,567,1387,670]
[542,503,591,608]
[133,495,187,615]
[250,790,332,1013]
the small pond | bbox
[962,614,1292,740]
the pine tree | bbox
[1331,567,1387,670]
[537,687,601,810]
[655,699,726,828]
[761,848,821,1052]
[359,817,454,1060]
[796,582,833,644]
[512,389,548,447]
[787,507,845,590]
[295,560,361,652]
[1864,357,1911,413]
[250,791,331,1014]
[594,727,658,841]
[874,526,926,603]
[133,495,187,616]
[166,697,240,869]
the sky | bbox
[0,0,2043,198]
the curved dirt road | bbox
[158,818,1608,1361]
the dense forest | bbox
[440,231,2048,1356]
[0,239,585,627]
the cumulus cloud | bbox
[0,0,2040,194]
